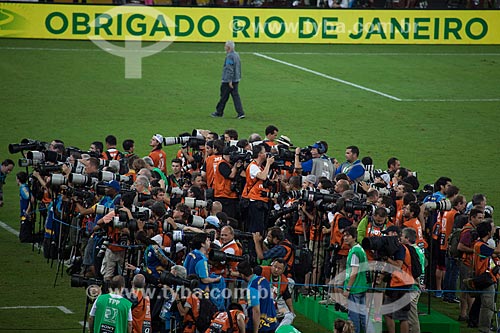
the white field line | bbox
[254,52,402,101]
[0,220,43,249]
[1,46,500,56]
[0,220,19,237]
[401,98,500,102]
[0,305,74,314]
[1,46,498,102]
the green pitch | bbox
[0,38,499,332]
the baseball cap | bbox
[305,174,317,185]
[205,216,221,229]
[276,135,293,147]
[105,180,121,192]
[382,225,401,235]
[152,134,163,144]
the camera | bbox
[159,272,199,289]
[50,173,68,186]
[132,206,152,220]
[290,189,339,204]
[229,147,252,164]
[163,135,206,150]
[95,204,114,216]
[163,136,190,146]
[485,205,494,218]
[70,274,104,288]
[18,158,41,167]
[65,187,95,201]
[170,230,215,244]
[493,226,500,242]
[69,173,98,187]
[417,184,434,203]
[9,139,48,154]
[362,236,401,258]
[297,146,313,162]
[423,199,452,211]
[137,193,152,202]
[166,186,186,197]
[98,171,131,183]
[27,150,66,164]
[96,238,110,258]
[233,230,254,240]
[268,203,299,222]
[99,159,120,171]
[185,197,212,210]
[36,163,64,176]
[344,201,378,215]
[209,250,250,263]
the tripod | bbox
[82,295,94,333]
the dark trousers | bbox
[247,200,268,258]
[215,82,244,116]
[443,256,459,300]
[215,197,239,221]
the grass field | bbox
[0,38,499,332]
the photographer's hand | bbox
[252,232,263,243]
[125,262,137,271]
[165,217,177,230]
[120,207,133,220]
[137,220,145,231]
[359,181,370,192]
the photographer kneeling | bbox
[183,232,222,292]
[253,227,295,277]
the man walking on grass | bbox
[211,40,245,120]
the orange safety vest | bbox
[437,209,459,251]
[330,212,352,256]
[279,239,295,276]
[403,217,428,249]
[131,289,151,333]
[364,220,393,261]
[261,266,289,297]
[205,155,223,188]
[211,241,242,277]
[242,161,268,202]
[205,310,245,333]
[101,149,122,160]
[390,245,415,287]
[149,149,167,175]
[214,160,238,199]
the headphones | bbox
[314,141,326,155]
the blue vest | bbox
[19,183,30,216]
[247,275,278,332]
[44,196,63,239]
[184,249,209,290]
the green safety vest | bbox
[345,243,370,294]
[92,294,132,333]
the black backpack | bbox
[195,294,219,333]
[404,244,423,279]
[293,245,313,284]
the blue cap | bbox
[106,180,121,192]
[205,216,221,229]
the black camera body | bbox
[362,236,401,259]
[159,272,199,289]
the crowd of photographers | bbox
[6,126,496,333]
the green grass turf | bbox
[0,39,499,332]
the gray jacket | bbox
[221,51,241,83]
